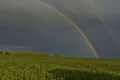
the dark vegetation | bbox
[0,51,120,80]
[50,69,120,80]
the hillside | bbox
[0,51,120,80]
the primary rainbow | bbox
[34,0,99,58]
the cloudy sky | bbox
[0,0,120,58]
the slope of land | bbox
[0,51,120,80]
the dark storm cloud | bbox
[0,0,97,57]
[45,0,120,16]
[43,0,120,58]
[0,0,120,57]
[0,0,72,32]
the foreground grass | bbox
[0,51,120,80]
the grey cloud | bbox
[0,0,120,57]
[44,0,120,17]
[0,0,72,32]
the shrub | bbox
[5,51,11,55]
[54,53,64,58]
[0,51,3,54]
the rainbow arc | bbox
[35,0,99,58]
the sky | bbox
[0,0,120,58]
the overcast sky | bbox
[0,0,120,58]
[43,0,120,16]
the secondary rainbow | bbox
[34,0,99,58]
[86,1,120,51]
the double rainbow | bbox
[34,0,100,58]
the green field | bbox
[0,51,120,80]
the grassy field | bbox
[0,51,120,80]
